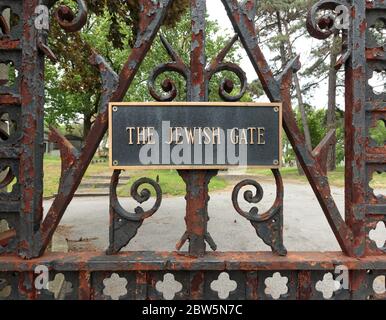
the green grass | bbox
[43,156,62,197]
[43,156,227,198]
[116,170,227,197]
[43,156,385,198]
[43,155,111,197]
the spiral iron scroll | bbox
[148,34,247,102]
[306,0,351,69]
[55,0,88,33]
[232,169,287,256]
[306,0,350,39]
[107,170,162,254]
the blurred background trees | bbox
[45,0,385,168]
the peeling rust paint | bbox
[0,0,385,300]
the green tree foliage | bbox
[370,120,386,147]
[45,2,248,139]
[294,105,345,164]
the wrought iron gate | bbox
[0,0,385,300]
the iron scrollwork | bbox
[232,169,287,256]
[306,0,351,70]
[148,34,247,102]
[107,170,163,254]
[54,0,88,33]
[206,35,247,102]
[148,35,189,102]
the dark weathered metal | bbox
[55,0,88,33]
[206,35,247,102]
[37,0,173,257]
[0,0,385,300]
[232,170,287,256]
[222,0,357,256]
[148,35,189,101]
[307,0,385,258]
[279,56,356,255]
[306,0,352,70]
[347,1,385,256]
[1,252,386,300]
[149,33,247,102]
[107,170,162,254]
[39,52,119,257]
[18,0,45,258]
[177,170,218,257]
[306,0,349,40]
[343,0,368,257]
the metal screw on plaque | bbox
[113,160,119,166]
[112,106,118,112]
[273,107,279,113]
[273,160,279,166]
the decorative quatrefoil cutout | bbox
[210,272,237,299]
[373,275,386,295]
[103,273,128,300]
[315,273,341,299]
[369,221,386,249]
[0,278,11,298]
[0,219,9,231]
[368,70,386,95]
[156,273,183,300]
[48,273,73,300]
[264,272,288,299]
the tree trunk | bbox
[283,23,312,151]
[294,73,312,152]
[276,11,287,68]
[326,34,339,171]
[83,113,93,141]
[282,16,312,175]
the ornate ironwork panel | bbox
[0,0,385,300]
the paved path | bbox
[43,181,386,299]
[44,180,385,252]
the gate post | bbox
[0,1,45,258]
[176,0,219,257]
[177,170,218,256]
[18,0,45,258]
[344,0,367,258]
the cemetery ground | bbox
[43,155,386,198]
[42,154,386,253]
[42,156,386,299]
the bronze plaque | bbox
[109,102,282,169]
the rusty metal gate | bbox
[0,0,385,300]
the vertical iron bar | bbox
[190,0,207,101]
[19,0,45,258]
[344,1,367,257]
[177,0,218,257]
